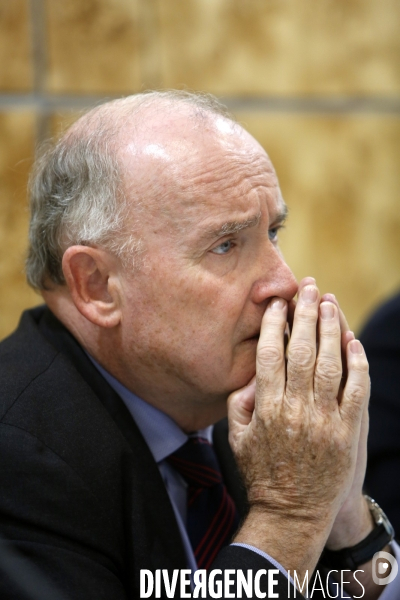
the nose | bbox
[250,246,298,305]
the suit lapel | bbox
[36,309,251,572]
[37,307,187,576]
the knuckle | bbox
[263,310,286,326]
[346,382,369,403]
[343,404,361,424]
[257,344,284,368]
[319,327,341,340]
[288,342,315,368]
[351,359,369,374]
[284,404,304,428]
[315,358,342,383]
[295,306,318,323]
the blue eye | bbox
[268,227,279,242]
[212,240,234,255]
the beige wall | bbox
[0,0,399,339]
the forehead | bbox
[119,110,283,235]
[177,147,281,243]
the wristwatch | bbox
[321,495,395,571]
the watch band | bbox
[321,496,395,571]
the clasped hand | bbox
[229,278,371,572]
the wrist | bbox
[327,494,373,550]
[322,495,395,573]
[235,505,332,576]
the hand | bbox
[228,279,370,575]
[320,293,372,550]
[326,402,371,549]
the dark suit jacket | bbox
[0,306,302,599]
[360,291,400,539]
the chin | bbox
[228,361,256,394]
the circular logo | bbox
[372,551,398,585]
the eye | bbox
[268,227,280,243]
[211,239,234,255]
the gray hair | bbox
[26,90,234,290]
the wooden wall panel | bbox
[0,0,399,340]
[236,113,400,331]
[0,111,40,340]
[1,109,399,337]
[45,0,141,93]
[0,0,33,91]
[45,109,400,332]
[158,0,400,95]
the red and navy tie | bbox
[167,436,239,570]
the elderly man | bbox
[0,91,397,599]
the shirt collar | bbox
[87,355,212,463]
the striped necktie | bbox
[167,436,239,570]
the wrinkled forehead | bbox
[117,109,278,228]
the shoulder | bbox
[0,306,58,414]
[0,306,132,481]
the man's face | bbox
[115,112,297,419]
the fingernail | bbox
[323,293,336,303]
[269,297,286,310]
[349,340,363,354]
[301,285,318,304]
[320,302,334,320]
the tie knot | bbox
[167,437,223,488]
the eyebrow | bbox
[203,203,288,240]
[271,203,289,226]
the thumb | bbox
[227,376,256,440]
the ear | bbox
[62,245,122,328]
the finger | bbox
[340,340,370,426]
[338,330,355,399]
[348,400,369,497]
[298,276,316,293]
[321,293,353,391]
[314,301,342,408]
[287,298,296,336]
[286,284,320,402]
[287,277,315,336]
[339,309,350,334]
[228,377,256,442]
[321,293,350,349]
[255,297,287,409]
[342,330,355,345]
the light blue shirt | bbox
[90,358,400,598]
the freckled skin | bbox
[106,112,297,429]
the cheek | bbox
[124,264,247,355]
[169,274,244,336]
[122,277,256,393]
